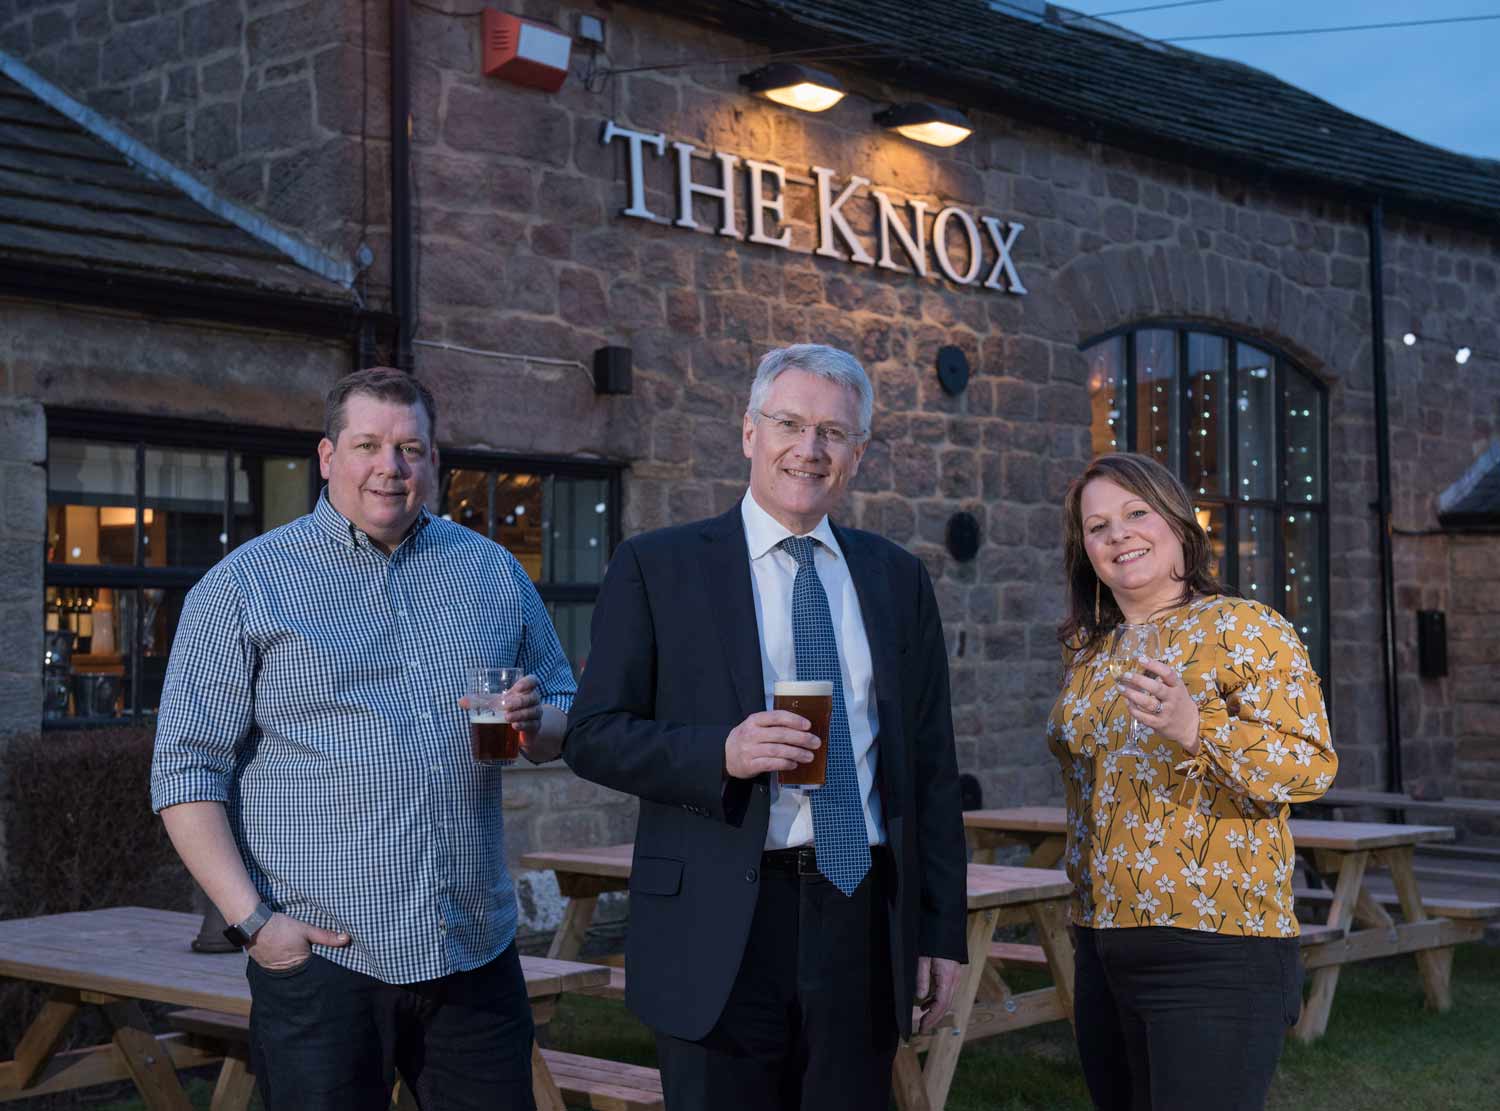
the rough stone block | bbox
[245,71,318,148]
[247,0,339,66]
[100,13,180,83]
[443,84,570,167]
[190,99,237,163]
[0,400,44,464]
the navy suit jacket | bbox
[563,503,968,1041]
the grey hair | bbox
[746,344,874,434]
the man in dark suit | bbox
[564,344,968,1109]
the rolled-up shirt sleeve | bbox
[150,564,257,813]
[510,552,577,713]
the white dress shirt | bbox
[740,491,885,850]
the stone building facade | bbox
[3,0,1499,923]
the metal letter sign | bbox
[599,119,1026,296]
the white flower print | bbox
[1155,874,1177,894]
[1192,891,1218,917]
[1136,890,1161,915]
[1143,818,1166,846]
[1243,913,1266,935]
[1123,809,1142,831]
[1265,740,1289,766]
[1226,829,1247,851]
[1133,849,1160,875]
[1211,860,1234,881]
[1214,613,1239,635]
[1277,914,1294,937]
[1229,643,1256,668]
[1180,859,1208,887]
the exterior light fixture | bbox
[873,102,972,147]
[738,63,845,112]
[1456,346,1472,365]
[1402,332,1417,346]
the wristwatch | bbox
[222,902,274,948]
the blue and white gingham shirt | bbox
[151,491,576,985]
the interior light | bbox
[1402,332,1417,346]
[739,63,845,112]
[1456,347,1472,365]
[873,102,973,147]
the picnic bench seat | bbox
[1293,888,1500,920]
[542,1049,664,1111]
[166,1008,665,1111]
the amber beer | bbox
[774,680,832,788]
[467,666,524,766]
[469,711,521,765]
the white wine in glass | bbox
[1109,624,1161,757]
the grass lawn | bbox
[94,944,1500,1110]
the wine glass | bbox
[1107,624,1161,757]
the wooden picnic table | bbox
[963,806,1493,1041]
[521,843,1076,1111]
[0,906,609,1110]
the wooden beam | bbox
[0,1035,218,1102]
[1,989,80,1091]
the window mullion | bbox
[1124,333,1137,452]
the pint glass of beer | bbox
[774,679,832,788]
[467,667,524,765]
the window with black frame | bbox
[43,415,319,726]
[43,414,622,727]
[438,455,620,678]
[1083,328,1329,681]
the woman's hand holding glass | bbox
[1116,657,1200,755]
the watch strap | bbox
[223,902,273,947]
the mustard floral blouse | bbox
[1046,595,1337,937]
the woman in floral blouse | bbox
[1048,453,1336,1111]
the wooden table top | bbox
[1314,788,1500,818]
[523,843,1071,909]
[0,906,608,1018]
[963,807,1455,851]
[522,842,635,879]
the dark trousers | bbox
[1072,925,1303,1111]
[246,943,535,1111]
[654,850,898,1111]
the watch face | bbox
[222,925,249,947]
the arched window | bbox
[1083,327,1329,680]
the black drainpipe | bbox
[390,0,415,371]
[1368,201,1403,791]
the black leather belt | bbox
[761,846,822,877]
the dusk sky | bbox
[1082,0,1499,161]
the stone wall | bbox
[0,0,383,274]
[7,0,1500,830]
[0,395,44,737]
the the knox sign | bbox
[601,120,1027,296]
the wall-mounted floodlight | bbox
[739,63,846,112]
[874,102,973,147]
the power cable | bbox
[1163,12,1500,43]
[1073,1,1227,20]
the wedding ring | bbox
[1152,699,1163,714]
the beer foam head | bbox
[774,680,833,697]
[469,709,508,723]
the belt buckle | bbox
[796,847,820,877]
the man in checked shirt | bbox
[151,367,576,1110]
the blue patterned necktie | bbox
[779,536,870,896]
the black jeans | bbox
[246,943,535,1111]
[654,850,898,1111]
[1072,926,1303,1111]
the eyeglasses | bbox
[751,409,869,447]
